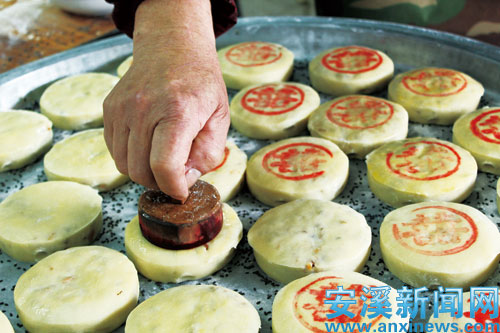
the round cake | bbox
[366,137,477,207]
[217,41,294,90]
[388,67,484,124]
[309,45,394,96]
[380,202,500,288]
[117,55,132,77]
[246,136,349,206]
[308,95,408,158]
[0,311,14,333]
[230,82,320,139]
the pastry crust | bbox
[14,246,139,333]
[380,202,500,288]
[246,137,349,206]
[125,203,243,283]
[44,128,129,191]
[0,311,14,333]
[218,41,294,90]
[125,285,260,333]
[248,199,371,284]
[200,141,247,201]
[0,181,102,263]
[230,82,320,139]
[308,95,408,158]
[309,45,394,96]
[453,107,500,175]
[0,110,53,172]
[40,73,119,130]
[366,137,477,208]
[388,67,484,124]
[117,55,132,77]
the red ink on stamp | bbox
[211,147,230,171]
[392,205,478,256]
[401,69,467,97]
[470,108,500,144]
[326,96,394,129]
[321,46,383,74]
[225,42,282,67]
[293,277,381,333]
[262,142,333,181]
[241,84,305,115]
[386,140,461,181]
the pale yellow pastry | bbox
[248,199,371,284]
[0,110,52,172]
[230,82,320,139]
[272,271,409,333]
[366,137,477,208]
[44,128,129,191]
[218,41,294,90]
[117,55,132,77]
[14,246,139,333]
[125,203,242,283]
[200,141,247,201]
[308,95,408,158]
[0,311,14,333]
[388,67,484,124]
[125,285,260,333]
[309,45,394,96]
[380,202,500,288]
[247,136,349,206]
[40,73,119,130]
[453,107,500,174]
[0,181,102,263]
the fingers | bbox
[112,125,130,175]
[127,126,158,189]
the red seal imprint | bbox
[211,147,230,171]
[392,205,478,256]
[225,42,282,67]
[262,142,333,181]
[321,46,383,74]
[326,96,394,130]
[386,140,461,181]
[241,84,305,115]
[293,277,382,333]
[401,69,467,97]
[463,292,500,331]
[470,108,500,144]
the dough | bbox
[44,128,129,191]
[125,203,243,283]
[248,199,371,284]
[125,285,260,333]
[309,45,394,96]
[0,311,14,333]
[380,202,500,288]
[453,107,500,175]
[366,137,477,208]
[40,73,119,130]
[218,41,294,90]
[230,82,320,139]
[246,136,349,206]
[0,181,102,263]
[308,95,409,158]
[117,55,132,77]
[14,246,139,333]
[0,110,53,172]
[388,67,484,124]
[200,141,247,202]
[272,271,409,333]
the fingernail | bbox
[185,168,202,188]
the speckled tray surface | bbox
[1,17,500,332]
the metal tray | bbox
[1,17,499,332]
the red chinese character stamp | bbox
[241,84,305,115]
[386,140,461,181]
[392,205,478,256]
[470,109,500,144]
[321,46,383,74]
[225,42,282,67]
[211,147,230,171]
[401,69,467,97]
[293,277,381,333]
[262,143,333,181]
[326,96,394,130]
